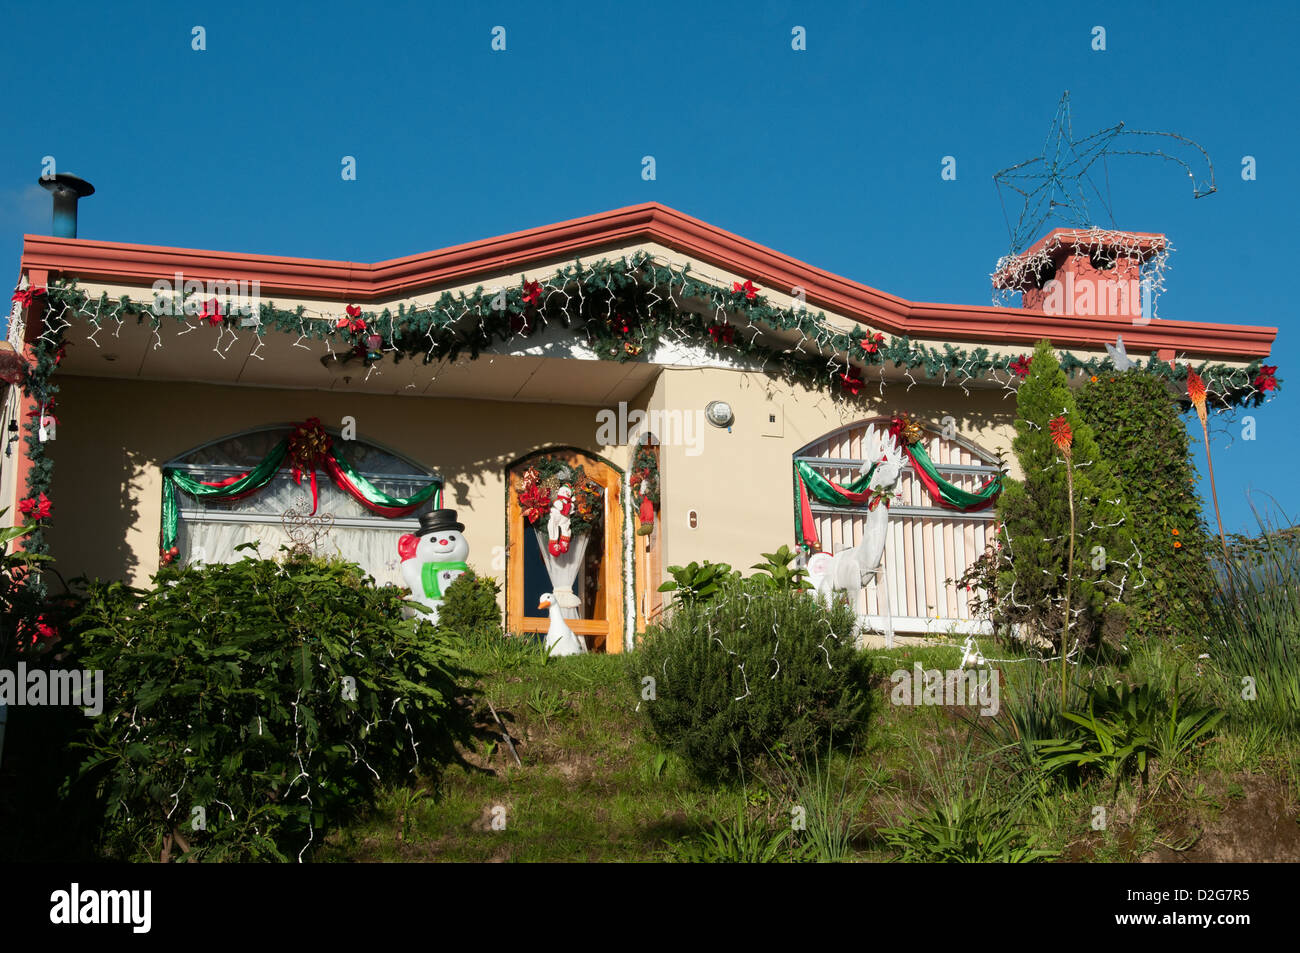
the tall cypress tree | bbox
[994,340,1134,650]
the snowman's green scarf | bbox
[420,561,469,599]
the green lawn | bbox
[322,636,1300,863]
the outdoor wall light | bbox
[687,509,698,529]
[704,400,734,429]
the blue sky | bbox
[2,0,1296,534]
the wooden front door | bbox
[506,449,624,653]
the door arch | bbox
[795,417,1001,634]
[506,447,625,653]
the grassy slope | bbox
[323,639,1300,863]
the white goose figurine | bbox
[539,593,586,656]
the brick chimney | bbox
[993,227,1166,321]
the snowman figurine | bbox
[398,509,470,624]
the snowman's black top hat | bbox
[416,509,464,536]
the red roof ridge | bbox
[19,202,1275,360]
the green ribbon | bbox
[794,459,878,505]
[326,447,442,515]
[906,441,1003,510]
[162,440,289,553]
[160,435,444,554]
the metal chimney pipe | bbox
[38,173,95,238]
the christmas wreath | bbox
[516,455,604,537]
[630,442,660,535]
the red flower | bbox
[199,298,223,326]
[1254,364,1278,393]
[519,483,551,524]
[1010,355,1032,379]
[732,279,759,300]
[346,304,362,319]
[1186,365,1208,425]
[522,281,543,306]
[838,371,864,396]
[18,492,52,520]
[708,323,736,347]
[860,332,885,354]
[1049,415,1073,453]
[336,314,366,334]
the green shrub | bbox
[68,547,478,862]
[748,545,809,593]
[1038,677,1224,794]
[657,560,740,605]
[1076,370,1211,640]
[634,581,869,783]
[994,340,1134,649]
[437,568,503,639]
[663,800,805,863]
[880,794,1055,863]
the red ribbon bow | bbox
[199,299,224,326]
[11,286,46,307]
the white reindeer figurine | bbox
[807,428,906,647]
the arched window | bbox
[165,425,440,586]
[796,418,1001,634]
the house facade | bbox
[3,203,1277,651]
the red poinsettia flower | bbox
[18,492,52,520]
[519,483,551,524]
[860,332,885,354]
[346,304,362,319]
[522,281,543,306]
[1254,364,1278,393]
[1049,415,1073,453]
[1010,355,1032,379]
[837,370,864,396]
[11,285,46,307]
[708,323,736,347]
[199,298,223,326]
[336,314,366,334]
[732,279,759,300]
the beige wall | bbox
[45,370,1016,609]
[48,375,639,590]
[652,368,1017,577]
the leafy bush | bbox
[994,340,1134,649]
[1038,677,1224,794]
[68,547,478,862]
[657,560,740,605]
[748,545,809,593]
[1076,370,1211,640]
[437,568,503,640]
[663,803,805,863]
[880,794,1055,863]
[634,581,869,783]
[0,511,57,667]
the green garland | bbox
[37,250,1277,410]
[14,318,64,593]
[630,442,660,510]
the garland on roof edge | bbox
[31,250,1275,410]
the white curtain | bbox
[533,528,590,620]
[177,477,412,588]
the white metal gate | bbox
[796,419,1000,635]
